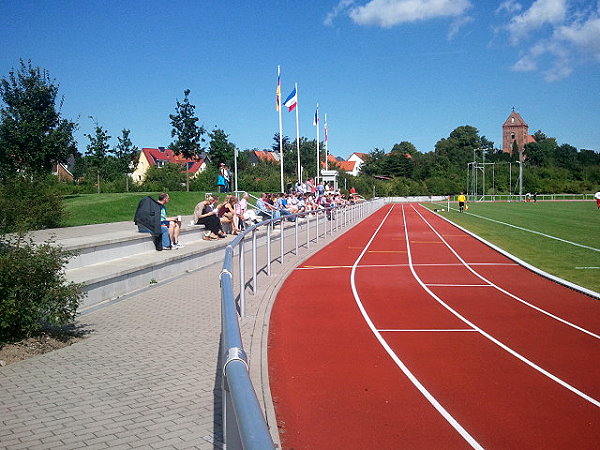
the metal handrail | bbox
[219,199,382,449]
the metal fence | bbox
[219,199,383,449]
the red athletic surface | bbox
[268,204,600,449]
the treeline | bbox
[357,126,599,196]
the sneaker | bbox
[174,242,184,249]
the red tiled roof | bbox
[142,147,205,173]
[253,150,279,164]
[526,135,536,144]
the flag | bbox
[275,66,281,111]
[313,105,319,126]
[324,119,328,142]
[283,87,297,112]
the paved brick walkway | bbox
[0,263,225,449]
[1,214,355,449]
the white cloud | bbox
[324,0,356,26]
[506,0,567,44]
[448,15,474,40]
[346,0,472,28]
[555,16,600,61]
[496,0,523,15]
[500,0,600,81]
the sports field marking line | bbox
[426,284,492,287]
[463,210,600,253]
[413,205,600,342]
[408,205,600,408]
[298,262,517,270]
[350,204,484,450]
[575,266,600,269]
[378,329,477,332]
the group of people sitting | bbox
[191,193,257,240]
[136,188,360,250]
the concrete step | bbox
[68,233,229,309]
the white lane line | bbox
[297,262,517,270]
[406,205,600,408]
[463,210,599,252]
[350,205,484,450]
[413,205,600,341]
[426,284,492,287]
[379,329,477,332]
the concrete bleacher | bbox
[29,216,234,310]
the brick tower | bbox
[502,110,530,156]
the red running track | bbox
[268,204,600,449]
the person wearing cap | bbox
[217,163,227,193]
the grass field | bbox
[421,200,600,294]
[62,191,232,227]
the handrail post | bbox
[239,238,245,317]
[294,216,299,255]
[280,219,284,265]
[267,223,272,276]
[252,229,257,295]
[306,213,310,249]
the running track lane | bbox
[268,204,600,449]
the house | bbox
[131,147,207,184]
[502,110,536,156]
[322,155,361,176]
[53,162,74,182]
[248,150,280,166]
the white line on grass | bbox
[462,210,599,252]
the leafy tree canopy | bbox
[0,60,77,176]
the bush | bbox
[0,235,83,343]
[0,175,65,233]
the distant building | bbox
[502,110,536,156]
[131,147,207,184]
[248,150,280,166]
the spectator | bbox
[134,195,169,251]
[158,193,183,249]
[193,195,225,240]
[256,192,276,221]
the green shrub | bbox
[0,235,83,343]
[0,175,65,233]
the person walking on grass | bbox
[457,192,467,212]
[595,190,600,209]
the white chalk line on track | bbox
[349,205,485,450]
[297,262,518,270]
[406,204,600,408]
[411,205,600,342]
[379,329,477,332]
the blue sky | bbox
[1,0,599,159]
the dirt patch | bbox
[0,332,83,367]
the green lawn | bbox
[422,200,600,294]
[62,192,225,227]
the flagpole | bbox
[277,66,284,193]
[295,83,301,183]
[315,104,320,183]
[324,113,328,171]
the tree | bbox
[208,128,236,166]
[114,129,139,192]
[0,60,77,176]
[85,123,111,193]
[169,89,205,191]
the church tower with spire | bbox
[502,109,534,156]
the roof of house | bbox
[322,156,357,172]
[526,135,536,144]
[141,147,205,173]
[351,152,369,159]
[252,150,280,164]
